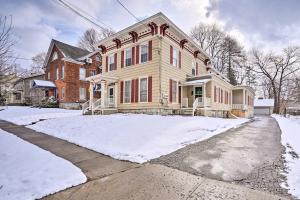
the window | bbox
[124,80,131,103]
[95,55,101,62]
[56,66,59,80]
[79,67,86,80]
[90,70,96,76]
[61,65,65,79]
[47,72,50,80]
[61,87,65,100]
[108,54,115,71]
[192,62,196,76]
[125,48,132,67]
[172,48,178,67]
[139,77,148,102]
[52,51,58,61]
[79,87,86,100]
[14,93,21,100]
[140,43,148,63]
[171,80,177,103]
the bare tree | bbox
[78,28,114,52]
[250,47,300,113]
[30,52,46,75]
[0,15,16,77]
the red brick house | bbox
[43,39,101,109]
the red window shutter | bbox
[221,89,223,103]
[135,78,139,103]
[196,63,199,76]
[170,45,173,65]
[121,50,124,68]
[120,81,124,103]
[148,76,152,102]
[105,56,108,72]
[169,79,172,103]
[136,45,139,64]
[148,40,152,61]
[131,79,135,103]
[132,47,135,65]
[218,88,220,103]
[179,51,181,68]
[114,53,117,70]
[178,85,181,104]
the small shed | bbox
[254,99,274,115]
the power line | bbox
[115,0,149,28]
[53,0,112,31]
[11,56,32,61]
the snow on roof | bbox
[32,80,56,88]
[182,78,211,86]
[254,99,274,107]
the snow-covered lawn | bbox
[28,114,248,163]
[0,106,81,125]
[272,114,300,198]
[0,129,86,200]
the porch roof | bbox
[86,74,119,83]
[180,78,211,86]
[32,80,56,88]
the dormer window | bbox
[52,51,58,61]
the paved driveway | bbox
[151,117,289,198]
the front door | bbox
[108,86,114,107]
[194,86,203,102]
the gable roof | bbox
[43,39,91,67]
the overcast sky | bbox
[1,0,300,70]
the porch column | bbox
[101,80,106,108]
[242,89,245,110]
[89,82,93,110]
[114,82,118,108]
[203,84,206,106]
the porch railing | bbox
[192,97,211,116]
[82,100,90,114]
[232,104,248,110]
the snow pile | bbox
[272,114,300,198]
[0,106,81,125]
[28,114,248,163]
[0,129,86,200]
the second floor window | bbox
[108,54,115,71]
[172,48,178,67]
[61,65,65,79]
[80,67,86,80]
[192,62,196,76]
[90,70,96,76]
[56,66,59,80]
[125,48,132,67]
[124,80,131,103]
[140,43,149,63]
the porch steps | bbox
[180,108,194,116]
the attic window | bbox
[52,51,58,61]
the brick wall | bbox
[45,45,101,103]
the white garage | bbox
[254,99,274,115]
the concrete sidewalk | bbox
[0,120,288,200]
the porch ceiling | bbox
[180,78,211,86]
[86,74,119,83]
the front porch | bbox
[83,74,119,115]
[179,78,212,116]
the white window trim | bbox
[123,79,131,104]
[139,42,149,64]
[56,66,59,80]
[124,48,132,67]
[79,87,86,100]
[61,65,65,79]
[79,67,86,80]
[172,48,178,67]
[139,76,148,103]
[61,87,65,100]
[171,80,178,104]
[108,53,115,71]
